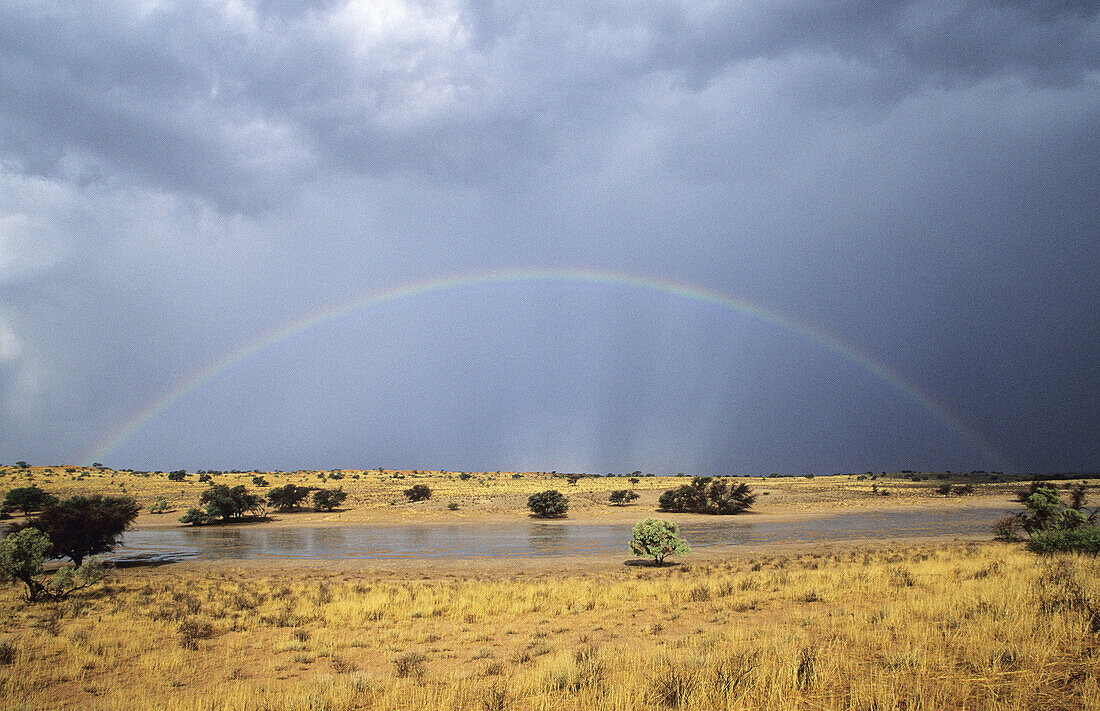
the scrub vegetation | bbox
[0,465,1086,523]
[0,543,1097,710]
[1,465,1098,709]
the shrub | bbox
[18,495,139,564]
[1015,482,1096,536]
[198,473,212,483]
[629,518,690,565]
[608,490,639,506]
[149,496,169,514]
[2,486,58,515]
[527,490,568,518]
[458,473,473,481]
[1026,526,1100,555]
[393,651,427,678]
[0,528,106,601]
[251,476,269,487]
[447,502,459,511]
[993,515,1024,542]
[658,477,755,514]
[312,487,347,511]
[404,484,432,502]
[267,484,313,511]
[167,471,187,482]
[179,507,211,525]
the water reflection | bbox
[108,507,1011,564]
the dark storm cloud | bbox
[2,1,1097,207]
[0,0,1098,473]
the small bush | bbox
[149,496,169,514]
[167,471,187,482]
[1026,526,1100,555]
[0,641,15,665]
[447,502,459,511]
[404,484,432,502]
[393,651,427,678]
[179,618,215,649]
[458,473,473,481]
[251,476,269,487]
[527,490,568,518]
[992,515,1024,542]
[179,508,211,525]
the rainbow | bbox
[84,266,1014,470]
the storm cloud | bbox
[1,0,1097,474]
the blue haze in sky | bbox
[0,1,1097,474]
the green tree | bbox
[312,487,348,511]
[1006,482,1098,552]
[404,484,432,502]
[608,490,639,506]
[527,490,568,518]
[21,495,139,565]
[658,477,755,514]
[0,528,106,601]
[199,484,263,521]
[2,486,59,515]
[266,484,313,511]
[629,518,690,565]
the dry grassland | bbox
[1,543,1097,710]
[0,466,1029,523]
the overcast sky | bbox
[1,0,1097,475]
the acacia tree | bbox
[608,490,640,506]
[21,495,139,564]
[629,518,690,565]
[181,484,264,524]
[0,528,106,601]
[658,477,755,514]
[2,486,59,515]
[313,487,348,511]
[527,490,568,518]
[266,484,313,511]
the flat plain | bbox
[0,466,1097,710]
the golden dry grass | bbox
[0,543,1097,710]
[0,465,1044,522]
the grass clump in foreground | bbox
[0,543,1098,710]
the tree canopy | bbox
[20,495,139,564]
[629,518,690,565]
[658,477,755,515]
[527,490,568,518]
[2,486,59,515]
[312,487,348,511]
[266,484,314,511]
[0,528,106,601]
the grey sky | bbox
[1,0,1097,474]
